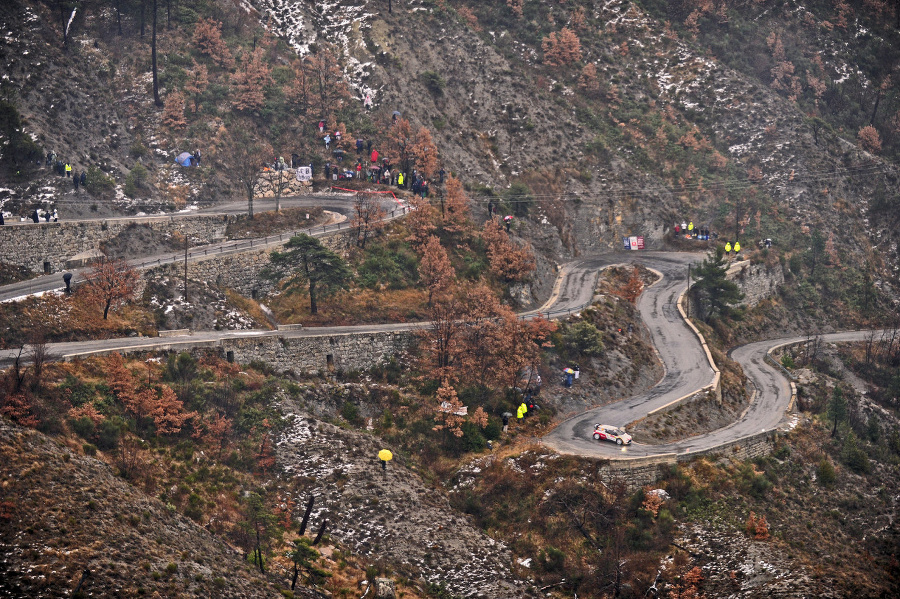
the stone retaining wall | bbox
[0,215,229,274]
[221,330,415,376]
[600,454,678,490]
[596,430,778,488]
[727,261,785,307]
[681,429,778,462]
[253,168,313,198]
[69,329,416,378]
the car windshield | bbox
[611,428,624,436]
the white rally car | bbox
[593,424,632,445]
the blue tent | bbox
[175,152,194,167]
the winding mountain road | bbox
[0,204,885,462]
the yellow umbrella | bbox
[378,449,393,462]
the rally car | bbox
[593,424,632,445]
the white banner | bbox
[296,166,312,182]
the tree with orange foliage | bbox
[578,62,601,96]
[105,352,137,406]
[615,266,644,304]
[488,312,556,391]
[105,353,195,434]
[441,176,471,232]
[233,47,272,112]
[571,6,587,30]
[450,284,507,385]
[418,235,455,305]
[858,125,882,154]
[422,286,466,382]
[671,565,704,599]
[83,258,139,320]
[411,127,440,179]
[193,18,234,69]
[257,427,276,475]
[507,0,524,18]
[433,379,466,437]
[351,192,386,248]
[144,384,195,434]
[199,413,233,460]
[0,393,38,427]
[422,281,555,392]
[405,195,437,250]
[384,117,414,177]
[68,403,106,427]
[456,6,482,31]
[481,220,536,283]
[745,511,770,540]
[184,61,209,113]
[162,90,187,129]
[641,487,664,516]
[542,28,582,66]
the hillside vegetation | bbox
[2,0,900,597]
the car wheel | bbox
[593,432,601,440]
[616,438,623,445]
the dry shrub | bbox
[745,511,770,540]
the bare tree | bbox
[268,167,289,213]
[28,332,50,393]
[229,131,272,218]
[351,192,386,248]
[82,258,140,320]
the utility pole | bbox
[686,263,691,319]
[184,234,189,302]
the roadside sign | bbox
[296,166,312,182]
[624,236,645,250]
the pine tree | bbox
[689,247,744,322]
[264,234,353,315]
[542,28,582,66]
[193,18,234,69]
[827,386,847,437]
[233,47,272,112]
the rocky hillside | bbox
[0,418,316,598]
[248,0,900,278]
[0,0,898,293]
